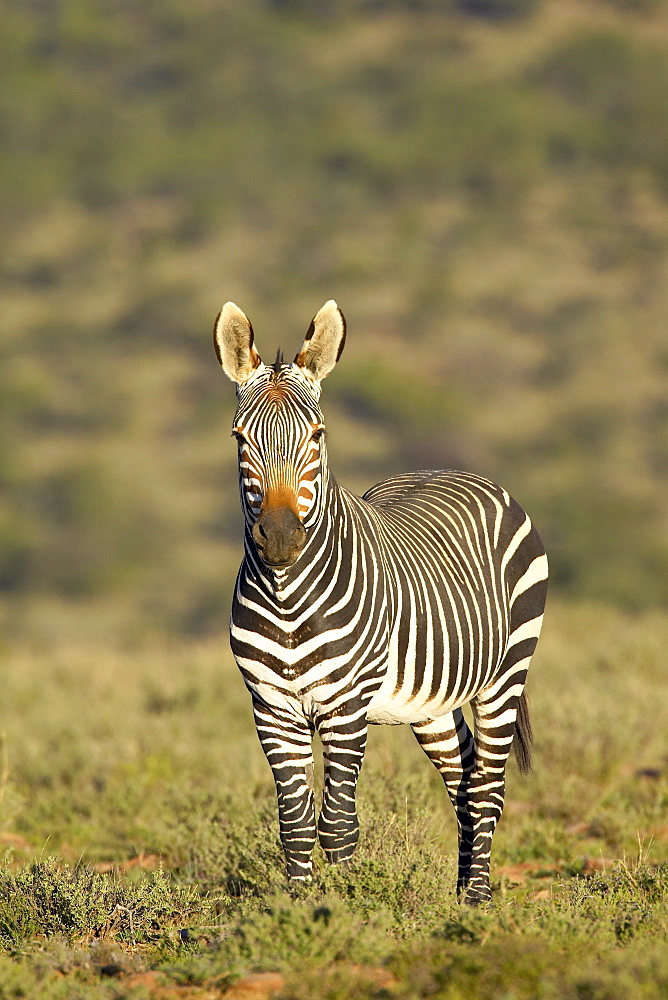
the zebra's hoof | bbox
[323,848,355,865]
[287,874,313,896]
[458,881,493,907]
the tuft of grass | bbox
[0,859,204,951]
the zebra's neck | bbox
[241,472,355,604]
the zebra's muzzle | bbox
[252,507,306,568]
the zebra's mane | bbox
[271,348,285,375]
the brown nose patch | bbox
[261,483,300,518]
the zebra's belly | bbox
[366,638,499,726]
[366,681,472,726]
[366,696,433,726]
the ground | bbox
[0,601,666,998]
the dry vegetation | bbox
[0,603,666,997]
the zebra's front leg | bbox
[252,697,316,881]
[317,710,368,864]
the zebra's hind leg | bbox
[412,711,476,899]
[252,697,316,881]
[317,711,368,865]
[463,673,532,906]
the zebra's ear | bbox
[213,302,262,384]
[294,300,346,381]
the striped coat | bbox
[215,300,547,904]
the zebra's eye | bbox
[232,429,246,444]
[311,426,326,443]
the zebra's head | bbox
[214,300,346,569]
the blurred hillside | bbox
[1,0,667,642]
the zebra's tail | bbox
[513,691,533,774]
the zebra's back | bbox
[358,470,547,725]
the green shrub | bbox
[0,860,203,949]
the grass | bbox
[0,600,666,998]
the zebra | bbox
[214,299,548,905]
